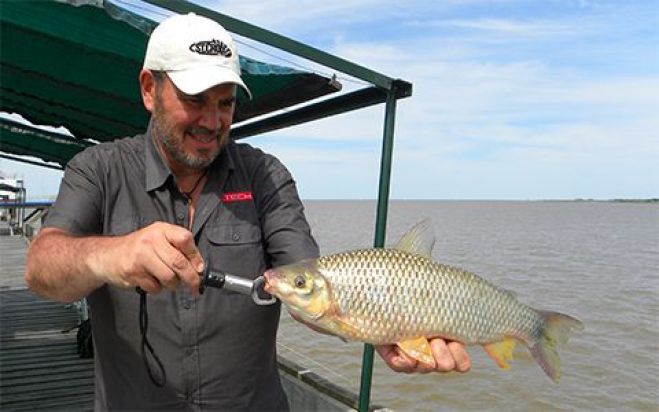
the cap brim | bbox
[167,66,252,99]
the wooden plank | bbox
[1,331,77,340]
[7,395,95,412]
[0,345,77,359]
[1,359,93,374]
[1,370,95,388]
[0,375,94,396]
[0,352,80,364]
[1,385,95,405]
[0,338,73,349]
[0,353,82,367]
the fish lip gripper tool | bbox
[200,268,277,306]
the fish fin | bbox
[397,337,435,367]
[529,311,584,383]
[502,288,517,298]
[334,319,361,337]
[483,338,518,370]
[328,313,363,340]
[395,219,435,258]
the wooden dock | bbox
[0,235,94,411]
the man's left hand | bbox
[375,338,471,374]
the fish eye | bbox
[294,275,306,288]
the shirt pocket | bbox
[204,223,265,278]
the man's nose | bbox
[198,105,222,131]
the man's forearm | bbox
[25,228,111,303]
[26,222,205,302]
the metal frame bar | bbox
[232,85,410,140]
[358,86,399,411]
[0,153,64,170]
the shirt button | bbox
[232,233,240,241]
[177,213,185,221]
[182,299,191,309]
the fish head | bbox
[263,260,332,320]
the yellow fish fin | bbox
[483,338,518,370]
[331,318,362,338]
[325,308,362,340]
[397,337,435,367]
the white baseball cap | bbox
[143,13,252,98]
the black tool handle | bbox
[199,268,226,294]
[199,269,276,305]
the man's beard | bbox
[151,94,225,170]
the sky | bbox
[1,0,657,200]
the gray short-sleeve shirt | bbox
[45,128,319,411]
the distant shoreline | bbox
[303,198,659,203]
[22,197,659,203]
[572,198,659,203]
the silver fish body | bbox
[265,220,583,382]
[313,248,542,346]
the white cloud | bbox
[423,17,580,36]
[204,0,398,31]
[303,11,657,198]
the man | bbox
[26,12,470,411]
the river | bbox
[276,200,658,411]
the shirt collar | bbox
[222,139,236,171]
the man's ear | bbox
[139,69,156,113]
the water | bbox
[276,200,659,411]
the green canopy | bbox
[0,118,92,166]
[0,0,340,167]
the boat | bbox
[0,175,26,235]
[0,1,412,410]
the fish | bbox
[264,219,584,383]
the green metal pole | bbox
[357,88,398,412]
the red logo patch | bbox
[222,191,253,203]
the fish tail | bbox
[529,310,584,383]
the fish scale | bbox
[264,220,584,382]
[316,248,540,345]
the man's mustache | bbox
[186,126,220,138]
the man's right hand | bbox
[95,222,205,295]
[27,223,203,302]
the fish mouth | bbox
[262,269,279,295]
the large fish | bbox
[264,220,584,382]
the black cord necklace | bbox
[180,169,208,200]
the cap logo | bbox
[189,39,232,57]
